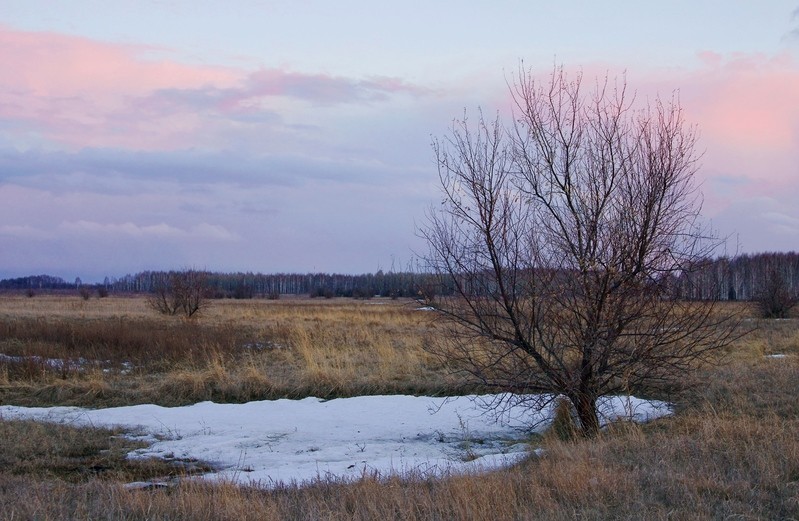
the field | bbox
[1,295,798,519]
[0,295,463,407]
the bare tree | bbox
[421,66,741,437]
[147,269,209,318]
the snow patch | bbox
[0,393,670,487]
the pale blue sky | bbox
[4,2,796,79]
[0,2,798,281]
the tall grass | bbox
[0,296,460,406]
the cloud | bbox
[780,7,799,41]
[0,24,242,149]
[57,220,237,240]
[191,223,239,241]
[711,196,799,252]
[242,69,427,105]
[0,224,50,239]
[679,52,799,152]
[0,25,237,96]
[58,220,182,238]
[0,25,430,151]
[788,7,799,39]
[0,146,422,196]
[762,211,799,234]
[677,53,799,243]
[133,70,412,121]
[626,51,799,215]
[546,53,799,253]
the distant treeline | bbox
[677,251,799,301]
[0,274,74,290]
[0,271,436,299]
[2,252,797,301]
[106,270,436,300]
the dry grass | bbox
[0,419,211,484]
[0,295,461,407]
[1,297,798,519]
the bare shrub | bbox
[147,270,210,318]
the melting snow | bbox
[0,394,670,487]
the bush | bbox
[309,287,334,299]
[755,269,798,319]
[147,270,210,318]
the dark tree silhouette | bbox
[755,267,798,318]
[147,270,210,318]
[421,66,741,437]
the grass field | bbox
[0,295,465,407]
[0,294,798,519]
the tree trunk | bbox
[572,393,600,438]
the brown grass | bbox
[0,419,211,484]
[0,295,461,407]
[1,297,798,519]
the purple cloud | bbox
[137,68,430,123]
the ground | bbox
[0,295,797,519]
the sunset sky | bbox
[1,1,798,282]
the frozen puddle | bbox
[0,394,670,487]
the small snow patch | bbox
[0,353,90,371]
[1,353,135,375]
[241,341,285,351]
[124,480,174,491]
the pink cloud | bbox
[670,52,799,218]
[243,70,427,104]
[681,51,799,153]
[0,25,428,151]
[0,25,238,97]
[502,57,799,173]
[0,25,241,149]
[482,58,799,236]
[595,52,799,215]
